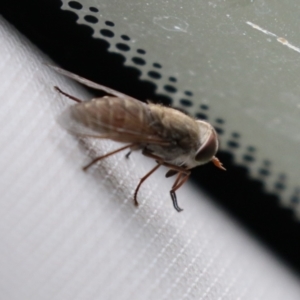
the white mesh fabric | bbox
[0,16,300,300]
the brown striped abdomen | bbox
[70,96,157,143]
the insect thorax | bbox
[146,104,201,165]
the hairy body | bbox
[50,65,225,212]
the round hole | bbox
[169,77,177,82]
[196,113,208,120]
[147,71,161,79]
[275,182,285,190]
[232,132,240,138]
[243,154,254,162]
[259,169,270,176]
[247,146,256,152]
[68,1,82,9]
[121,35,130,41]
[116,43,130,51]
[137,49,146,54]
[215,118,225,124]
[215,127,224,135]
[164,85,177,93]
[132,57,146,65]
[278,173,286,180]
[89,7,98,12]
[100,29,114,38]
[227,141,239,148]
[291,196,300,204]
[180,99,192,107]
[200,104,209,110]
[185,91,193,96]
[153,63,162,69]
[105,21,115,27]
[84,15,98,24]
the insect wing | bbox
[57,105,112,138]
[48,65,135,100]
[58,97,170,146]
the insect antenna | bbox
[212,156,226,170]
[54,86,83,103]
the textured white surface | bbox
[1,17,300,300]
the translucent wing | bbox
[50,65,171,146]
[58,96,170,146]
[48,64,135,100]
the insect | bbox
[50,65,225,212]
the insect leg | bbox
[141,149,191,212]
[125,151,132,159]
[170,171,191,212]
[171,172,183,190]
[169,173,183,211]
[134,163,162,206]
[54,86,83,103]
[142,150,188,173]
[172,172,190,190]
[83,144,135,171]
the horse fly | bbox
[49,65,225,212]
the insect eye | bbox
[195,132,218,162]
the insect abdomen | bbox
[69,96,154,142]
